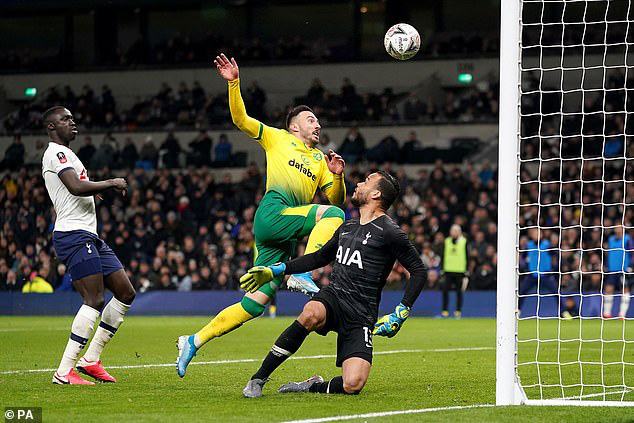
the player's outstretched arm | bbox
[374,226,427,338]
[239,228,340,293]
[215,53,262,140]
[59,170,127,197]
[322,149,346,206]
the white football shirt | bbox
[42,142,97,234]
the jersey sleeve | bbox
[386,224,427,308]
[44,149,73,175]
[319,158,346,206]
[284,226,341,274]
[228,79,278,151]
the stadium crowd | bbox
[0,145,499,293]
[1,77,500,136]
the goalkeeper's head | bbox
[351,170,400,212]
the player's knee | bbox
[85,294,105,312]
[343,374,367,394]
[118,286,136,305]
[298,303,325,330]
[319,206,345,222]
[241,295,266,317]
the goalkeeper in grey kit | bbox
[240,170,427,397]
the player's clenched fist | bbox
[110,178,128,195]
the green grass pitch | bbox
[1,316,632,422]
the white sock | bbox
[619,294,631,317]
[57,305,100,375]
[603,295,614,316]
[82,298,130,363]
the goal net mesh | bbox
[517,0,634,402]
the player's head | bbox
[351,170,400,211]
[43,106,78,143]
[615,224,623,238]
[286,105,320,146]
[450,224,462,239]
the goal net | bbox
[497,0,634,406]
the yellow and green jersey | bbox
[228,79,345,207]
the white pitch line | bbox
[0,327,68,332]
[278,404,496,423]
[0,346,493,375]
[552,389,633,401]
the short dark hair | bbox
[286,105,314,129]
[42,106,67,128]
[376,170,400,211]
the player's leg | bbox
[618,279,631,318]
[603,274,618,318]
[286,204,345,296]
[177,243,290,377]
[283,322,374,395]
[243,300,327,398]
[341,357,372,394]
[78,258,135,382]
[195,243,288,344]
[441,273,451,317]
[453,273,463,318]
[53,272,104,385]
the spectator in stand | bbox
[318,133,337,153]
[120,137,139,169]
[246,81,267,121]
[25,139,47,166]
[77,136,96,166]
[188,130,213,167]
[401,131,423,162]
[306,78,325,107]
[54,263,73,291]
[214,133,233,167]
[2,135,25,171]
[366,134,399,163]
[339,126,365,164]
[90,134,117,170]
[137,136,159,169]
[403,91,425,122]
[22,269,54,293]
[159,131,182,168]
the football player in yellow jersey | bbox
[176,53,346,377]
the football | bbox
[384,23,420,60]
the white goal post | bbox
[497,0,634,406]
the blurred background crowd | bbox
[0,154,499,293]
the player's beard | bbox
[300,126,319,147]
[351,190,365,207]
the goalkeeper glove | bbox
[239,263,286,293]
[373,303,410,338]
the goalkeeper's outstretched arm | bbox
[388,227,427,308]
[239,229,340,293]
[283,228,340,274]
[373,227,427,338]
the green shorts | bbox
[252,191,320,297]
